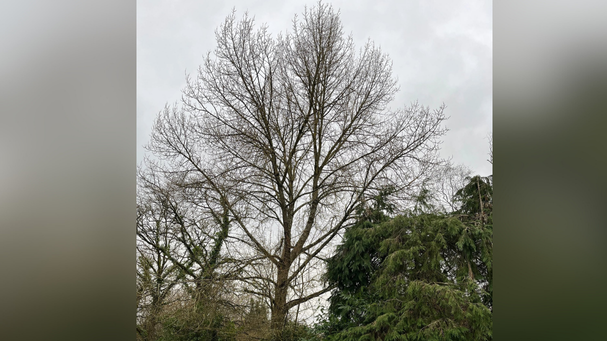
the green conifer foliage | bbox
[322,177,493,341]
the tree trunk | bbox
[271,262,290,333]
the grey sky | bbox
[137,0,492,176]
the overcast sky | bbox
[137,0,492,176]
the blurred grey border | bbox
[0,1,134,340]
[495,0,607,340]
[1,1,606,340]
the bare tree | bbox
[136,184,181,340]
[425,163,473,213]
[137,166,254,339]
[147,2,447,330]
[137,165,251,297]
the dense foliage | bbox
[320,176,493,341]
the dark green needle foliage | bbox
[321,177,493,341]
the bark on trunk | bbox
[271,262,290,332]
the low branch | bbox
[286,284,335,309]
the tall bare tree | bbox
[147,2,447,330]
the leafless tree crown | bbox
[143,1,447,328]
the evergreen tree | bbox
[321,176,493,340]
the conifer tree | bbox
[322,176,493,341]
